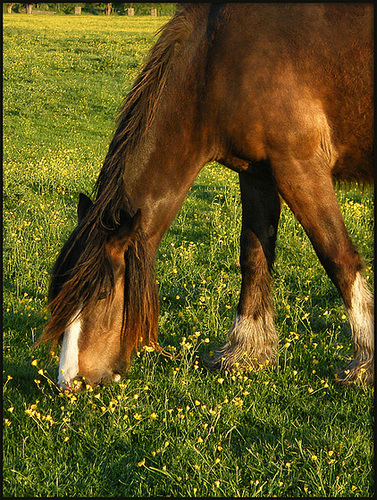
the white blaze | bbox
[57,310,81,389]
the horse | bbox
[36,3,374,390]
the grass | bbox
[3,13,374,498]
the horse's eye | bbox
[98,291,110,300]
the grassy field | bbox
[3,14,374,497]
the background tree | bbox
[3,2,177,16]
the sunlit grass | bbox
[3,13,374,498]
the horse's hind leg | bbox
[274,160,373,385]
[206,162,281,371]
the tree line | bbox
[5,3,177,16]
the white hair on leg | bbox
[340,272,374,384]
[206,311,278,371]
[57,309,82,390]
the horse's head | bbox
[39,193,156,391]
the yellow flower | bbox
[311,455,318,461]
[31,359,38,366]
[7,407,14,413]
[214,480,220,488]
[63,436,69,442]
[134,413,142,420]
[38,369,44,376]
[215,458,220,464]
[4,419,11,426]
[217,378,224,384]
[233,396,243,407]
[137,458,145,467]
[150,412,157,420]
[143,346,155,353]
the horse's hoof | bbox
[201,353,223,372]
[336,364,374,386]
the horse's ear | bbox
[106,209,142,263]
[77,193,93,223]
[130,209,142,235]
[115,209,141,244]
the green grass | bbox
[3,14,374,497]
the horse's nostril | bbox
[72,377,86,392]
[59,382,72,393]
[58,376,85,393]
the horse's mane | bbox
[93,3,206,225]
[37,4,206,355]
[109,4,204,155]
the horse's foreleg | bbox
[274,159,374,385]
[206,163,281,371]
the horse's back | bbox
[203,3,373,182]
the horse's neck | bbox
[106,14,214,251]
[121,112,212,252]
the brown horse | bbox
[36,3,374,389]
